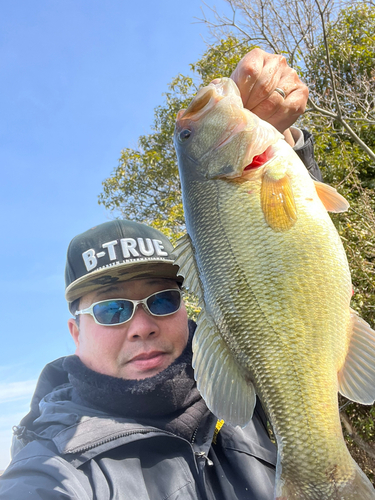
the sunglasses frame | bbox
[75,288,183,326]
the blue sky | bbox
[0,0,229,469]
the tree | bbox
[201,0,375,160]
[99,2,375,237]
[98,36,253,241]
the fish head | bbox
[174,77,284,181]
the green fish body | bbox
[173,78,375,499]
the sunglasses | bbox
[75,289,183,326]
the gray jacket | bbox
[0,357,276,500]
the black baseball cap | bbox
[65,220,182,311]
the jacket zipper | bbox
[194,451,214,466]
[68,425,213,499]
[191,425,199,444]
[66,428,169,454]
[191,425,214,467]
[68,427,213,466]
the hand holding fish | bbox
[230,48,308,145]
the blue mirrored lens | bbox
[147,290,181,315]
[93,300,133,325]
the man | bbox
[0,49,321,499]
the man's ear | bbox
[68,318,80,348]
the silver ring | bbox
[274,87,286,99]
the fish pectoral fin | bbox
[261,171,297,231]
[174,233,204,303]
[193,310,256,426]
[338,309,375,404]
[314,180,350,213]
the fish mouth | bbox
[210,78,241,98]
[176,87,218,124]
[176,78,241,124]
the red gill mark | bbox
[244,146,273,170]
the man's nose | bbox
[126,304,160,340]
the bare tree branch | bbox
[314,0,342,117]
[308,100,375,162]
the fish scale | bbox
[174,77,375,499]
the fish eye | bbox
[179,129,191,141]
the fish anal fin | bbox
[193,310,256,426]
[261,171,297,231]
[314,181,349,213]
[338,309,375,404]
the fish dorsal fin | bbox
[174,233,203,302]
[314,181,349,213]
[338,310,375,404]
[261,171,297,231]
[193,310,256,426]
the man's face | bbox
[68,278,189,380]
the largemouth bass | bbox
[173,77,375,500]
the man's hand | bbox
[230,49,308,146]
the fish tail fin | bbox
[276,462,375,499]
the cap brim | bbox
[65,259,183,303]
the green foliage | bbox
[332,169,375,325]
[299,5,375,477]
[98,74,193,242]
[300,5,375,326]
[340,395,375,481]
[302,4,375,154]
[98,36,252,242]
[191,36,256,85]
[183,295,201,322]
[345,400,375,443]
[306,4,375,93]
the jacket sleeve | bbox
[0,444,91,500]
[293,129,323,182]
